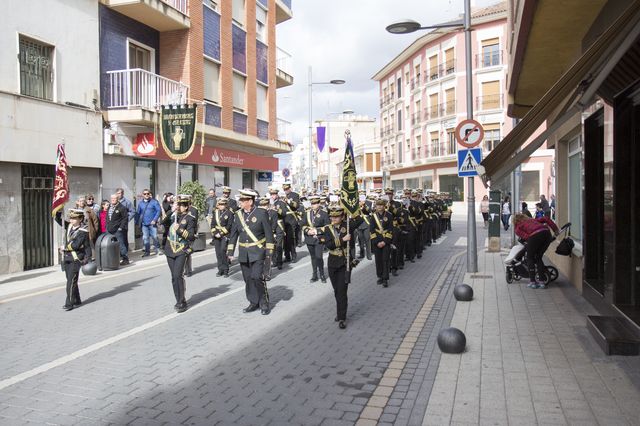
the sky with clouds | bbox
[275,0,500,166]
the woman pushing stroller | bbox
[512,213,559,289]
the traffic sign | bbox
[455,119,484,148]
[282,168,290,178]
[457,148,483,177]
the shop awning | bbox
[481,1,640,186]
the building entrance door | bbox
[21,164,54,270]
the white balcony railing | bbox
[276,47,292,75]
[277,118,292,142]
[107,68,188,110]
[163,0,188,15]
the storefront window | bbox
[439,175,463,201]
[391,180,404,192]
[134,159,155,203]
[521,170,540,202]
[179,163,197,187]
[406,178,418,189]
[568,137,583,241]
[213,166,228,187]
[422,175,433,190]
[242,169,253,189]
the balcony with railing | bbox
[277,118,291,143]
[100,0,190,31]
[424,105,442,121]
[106,68,188,110]
[276,47,293,88]
[443,100,456,116]
[276,0,293,24]
[475,50,503,68]
[411,111,421,126]
[444,58,456,75]
[426,64,440,82]
[380,93,395,109]
[410,75,421,91]
[475,93,503,111]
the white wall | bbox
[0,0,102,168]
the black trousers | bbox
[328,264,348,321]
[284,222,297,260]
[240,260,269,308]
[307,243,325,277]
[416,224,424,255]
[526,230,553,282]
[356,226,371,259]
[373,243,390,279]
[424,220,433,245]
[395,235,406,268]
[405,231,416,261]
[275,233,284,267]
[166,254,187,304]
[213,238,229,273]
[63,260,81,307]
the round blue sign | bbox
[282,168,290,178]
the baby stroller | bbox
[504,223,571,285]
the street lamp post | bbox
[308,66,345,192]
[386,0,478,273]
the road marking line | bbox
[0,258,311,391]
[431,236,447,245]
[357,250,465,424]
[454,237,467,246]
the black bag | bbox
[555,237,575,256]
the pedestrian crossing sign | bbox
[457,147,482,177]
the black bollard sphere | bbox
[453,284,473,301]
[437,327,466,353]
[82,261,98,276]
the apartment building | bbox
[0,0,103,273]
[372,2,553,202]
[99,0,294,201]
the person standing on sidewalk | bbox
[85,193,101,215]
[501,196,512,231]
[318,206,362,329]
[356,192,372,261]
[115,188,134,262]
[371,198,394,287]
[162,195,197,313]
[55,209,92,311]
[210,198,233,277]
[227,189,275,316]
[513,213,559,289]
[480,195,490,228]
[269,188,288,271]
[106,194,130,265]
[135,189,162,257]
[300,194,330,283]
[282,183,299,263]
[205,188,217,246]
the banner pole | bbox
[346,215,350,273]
[175,158,179,225]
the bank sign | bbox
[146,141,278,171]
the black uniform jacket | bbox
[299,208,330,245]
[409,200,425,224]
[283,192,300,226]
[106,202,129,234]
[319,216,363,269]
[56,213,92,262]
[227,207,275,263]
[211,208,234,239]
[162,211,198,257]
[370,210,394,246]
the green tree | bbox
[178,180,206,222]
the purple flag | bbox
[316,126,326,152]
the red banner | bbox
[51,144,69,217]
[147,143,278,171]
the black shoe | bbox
[334,316,339,322]
[62,304,74,311]
[141,252,150,258]
[186,271,193,277]
[243,304,259,313]
[417,254,422,259]
[120,259,130,265]
[376,278,383,285]
[383,280,389,288]
[216,271,224,277]
[310,276,318,283]
[391,270,399,277]
[261,307,271,315]
[277,265,283,270]
[284,257,291,263]
[176,302,188,313]
[367,256,372,260]
[358,254,365,259]
[291,254,297,263]
[410,259,416,263]
[223,272,229,278]
[320,275,327,283]
[338,320,346,329]
[72,301,82,308]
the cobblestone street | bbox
[0,219,468,425]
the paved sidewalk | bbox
[423,247,640,425]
